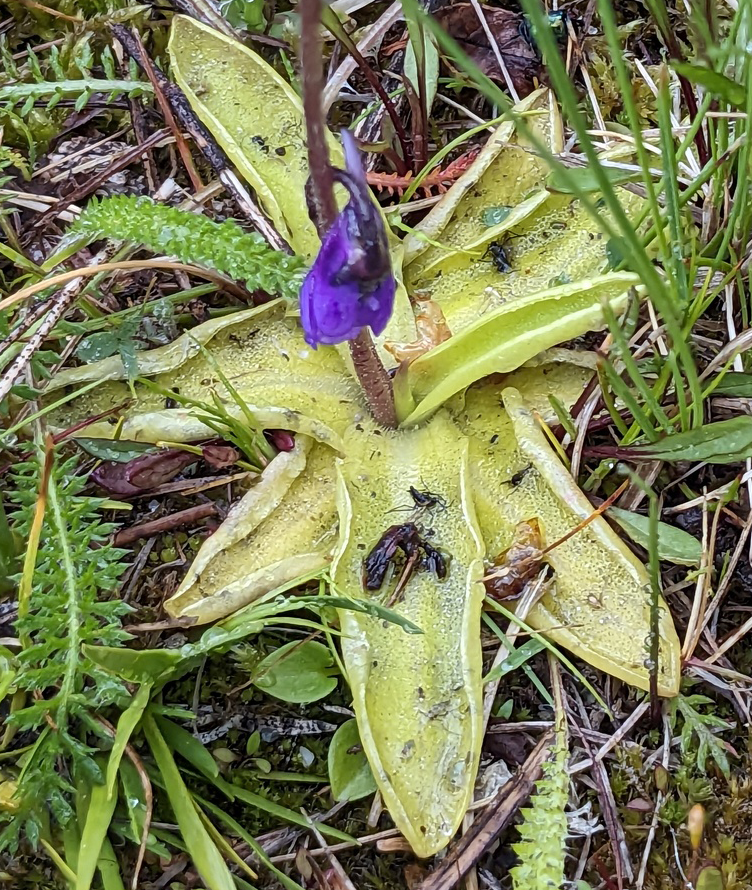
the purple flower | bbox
[300,130,395,348]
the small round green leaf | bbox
[327,719,377,802]
[252,640,338,703]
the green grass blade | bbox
[211,775,356,844]
[142,714,236,890]
[596,0,669,261]
[105,683,152,799]
[76,779,119,890]
[197,795,305,890]
[484,598,613,718]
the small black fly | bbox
[409,486,448,512]
[509,464,533,487]
[484,239,513,274]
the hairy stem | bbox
[349,331,398,428]
[299,0,397,429]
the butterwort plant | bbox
[299,130,396,348]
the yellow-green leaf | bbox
[403,273,639,425]
[403,91,643,347]
[503,386,679,695]
[402,89,554,266]
[167,16,418,358]
[165,437,337,622]
[333,411,485,857]
[453,375,680,696]
[46,303,363,449]
[169,15,326,258]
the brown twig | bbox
[52,402,132,444]
[13,0,81,21]
[416,730,555,890]
[568,692,633,888]
[0,259,248,313]
[129,27,203,192]
[113,503,218,546]
[0,244,119,404]
[128,94,157,193]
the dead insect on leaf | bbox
[484,518,545,601]
[364,522,448,594]
[483,480,630,601]
[509,463,533,486]
[484,239,513,274]
[409,485,448,512]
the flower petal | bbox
[299,132,396,348]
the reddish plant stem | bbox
[299,0,398,429]
[300,0,338,235]
[349,332,398,427]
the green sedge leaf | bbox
[155,716,219,779]
[546,164,641,193]
[483,638,546,684]
[671,62,746,107]
[105,683,152,798]
[632,417,752,463]
[75,775,119,890]
[142,715,235,890]
[607,506,702,566]
[710,372,752,398]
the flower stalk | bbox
[299,0,398,429]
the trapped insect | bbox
[409,485,448,512]
[364,522,447,592]
[483,239,513,273]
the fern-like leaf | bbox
[511,732,569,890]
[669,693,732,777]
[74,195,306,301]
[1,449,131,852]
